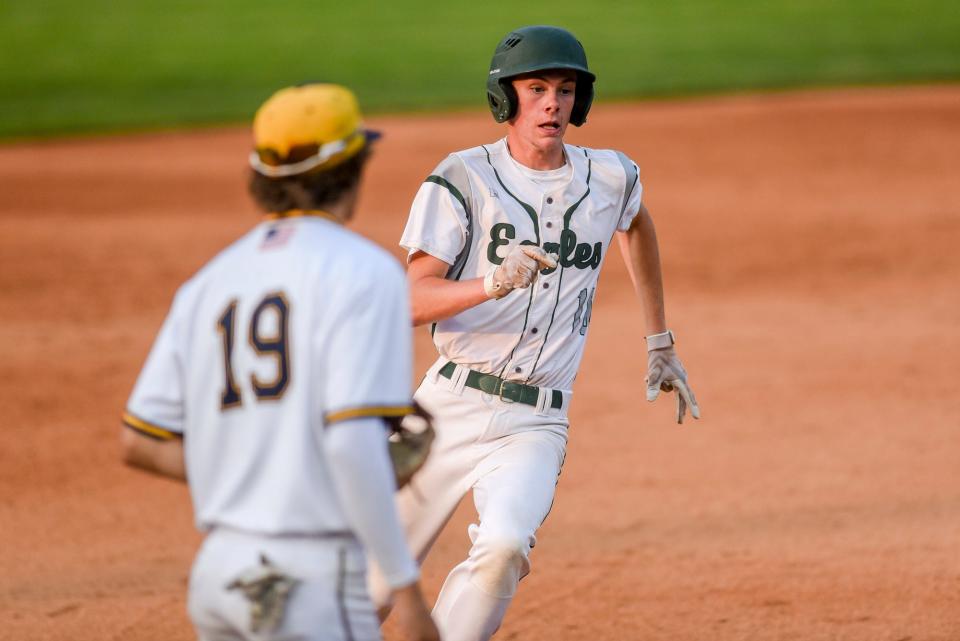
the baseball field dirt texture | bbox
[1,83,957,640]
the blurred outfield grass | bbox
[1,0,958,138]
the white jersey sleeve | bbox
[615,152,644,232]
[322,260,414,426]
[324,416,420,588]
[400,154,472,266]
[123,291,187,440]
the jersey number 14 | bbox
[216,292,291,409]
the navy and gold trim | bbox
[325,405,414,426]
[122,411,180,441]
[263,209,341,223]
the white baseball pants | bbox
[189,527,379,641]
[370,360,570,641]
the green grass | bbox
[1,0,958,138]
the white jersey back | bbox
[400,138,642,390]
[125,214,413,535]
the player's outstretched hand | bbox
[392,582,441,641]
[485,245,558,299]
[646,346,700,424]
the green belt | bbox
[438,362,563,410]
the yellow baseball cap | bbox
[250,83,381,177]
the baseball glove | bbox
[226,554,299,634]
[385,402,435,489]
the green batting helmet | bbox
[486,25,596,126]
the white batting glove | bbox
[646,346,700,424]
[484,245,558,299]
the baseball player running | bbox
[121,84,439,641]
[369,26,700,641]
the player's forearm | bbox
[324,417,420,589]
[618,205,667,334]
[409,274,491,327]
[120,428,187,481]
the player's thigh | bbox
[402,379,493,553]
[367,421,474,608]
[369,380,492,607]
[472,427,567,538]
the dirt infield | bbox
[1,85,958,641]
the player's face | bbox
[508,71,577,161]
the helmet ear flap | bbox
[487,80,518,123]
[499,81,518,122]
[570,80,594,126]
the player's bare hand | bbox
[392,582,441,641]
[646,347,700,424]
[485,245,558,299]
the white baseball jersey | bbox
[124,212,414,536]
[400,138,642,391]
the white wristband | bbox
[484,266,506,299]
[645,329,675,351]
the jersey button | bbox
[531,327,539,334]
[546,197,554,204]
[515,366,523,373]
[545,221,553,228]
[543,282,550,289]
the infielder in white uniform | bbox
[369,26,700,641]
[121,84,439,641]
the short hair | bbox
[248,146,371,214]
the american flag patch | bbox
[260,224,296,250]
